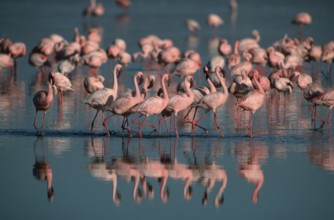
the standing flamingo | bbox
[131,74,170,138]
[85,64,122,135]
[192,67,228,136]
[49,72,74,104]
[103,71,145,136]
[236,70,265,138]
[186,19,201,33]
[165,76,194,137]
[311,90,334,129]
[33,74,54,135]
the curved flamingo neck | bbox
[215,174,227,202]
[216,69,227,95]
[161,74,169,102]
[207,78,217,93]
[253,76,265,94]
[134,74,141,98]
[185,79,194,98]
[112,66,119,94]
[47,81,54,104]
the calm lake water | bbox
[1,0,334,219]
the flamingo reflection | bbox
[32,138,54,202]
[234,141,267,204]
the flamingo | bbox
[0,54,14,70]
[191,67,228,136]
[33,74,54,135]
[267,47,285,69]
[303,82,326,126]
[292,12,312,26]
[186,19,201,33]
[218,39,232,57]
[131,74,170,138]
[103,71,145,136]
[227,40,241,69]
[84,75,105,94]
[203,55,225,87]
[0,38,13,53]
[238,30,260,53]
[207,14,224,30]
[310,90,334,129]
[49,72,74,104]
[8,42,26,69]
[173,58,201,77]
[85,64,122,135]
[164,76,195,137]
[116,0,132,8]
[235,70,265,138]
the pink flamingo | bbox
[103,72,145,136]
[117,51,132,66]
[321,41,334,73]
[0,38,13,53]
[266,47,285,69]
[235,70,265,138]
[0,54,14,70]
[116,0,132,8]
[33,74,54,135]
[186,19,201,33]
[311,90,334,129]
[230,52,253,76]
[238,30,260,53]
[227,40,241,69]
[164,76,194,137]
[192,67,228,136]
[173,58,201,77]
[49,72,74,104]
[218,39,232,57]
[8,42,26,68]
[207,14,224,30]
[131,74,170,138]
[303,83,325,125]
[292,12,312,26]
[84,75,105,94]
[85,64,122,135]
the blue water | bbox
[1,0,334,219]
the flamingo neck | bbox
[47,81,54,104]
[214,175,227,202]
[134,74,141,98]
[207,78,217,93]
[161,75,169,102]
[253,76,265,94]
[216,70,227,95]
[234,41,239,54]
[112,67,119,94]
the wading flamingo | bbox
[33,74,54,135]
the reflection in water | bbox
[86,137,121,206]
[32,138,55,202]
[233,140,268,204]
[86,138,228,207]
[308,144,334,172]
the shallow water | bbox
[1,0,334,219]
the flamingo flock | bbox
[0,1,333,139]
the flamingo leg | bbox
[101,111,110,136]
[174,113,179,138]
[326,109,331,130]
[124,117,139,137]
[33,111,39,134]
[214,112,224,137]
[91,109,100,132]
[189,110,209,135]
[103,114,114,128]
[138,116,148,138]
[249,112,254,138]
[41,111,47,136]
